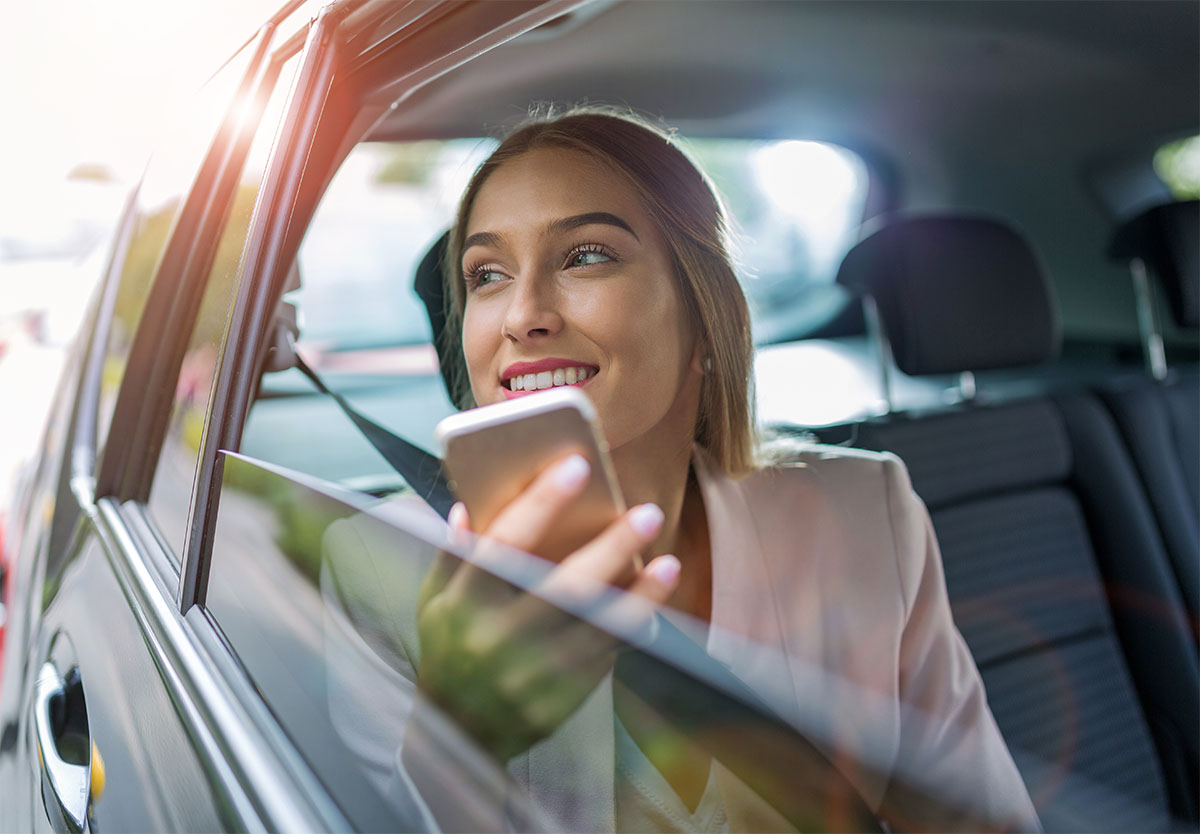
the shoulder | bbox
[741,436,913,505]
[724,439,928,606]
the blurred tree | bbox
[375,141,444,186]
[67,162,119,183]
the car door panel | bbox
[29,529,234,833]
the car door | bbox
[0,7,330,831]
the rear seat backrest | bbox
[1103,199,1200,639]
[830,213,1199,831]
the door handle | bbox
[34,661,91,833]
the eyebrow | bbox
[547,212,640,241]
[461,211,640,253]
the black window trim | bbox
[181,4,344,613]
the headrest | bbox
[413,231,455,398]
[836,214,1060,376]
[1108,199,1198,329]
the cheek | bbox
[461,304,500,381]
[615,276,691,360]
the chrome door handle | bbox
[34,662,90,833]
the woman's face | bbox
[460,146,702,455]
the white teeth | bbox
[508,366,595,391]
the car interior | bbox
[224,1,1200,830]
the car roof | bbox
[374,0,1198,166]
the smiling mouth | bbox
[504,366,597,391]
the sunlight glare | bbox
[754,141,861,233]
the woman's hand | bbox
[416,454,681,761]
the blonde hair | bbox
[442,106,758,477]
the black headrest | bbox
[1108,199,1198,329]
[836,214,1060,376]
[413,231,455,397]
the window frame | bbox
[94,26,274,506]
[91,21,310,592]
[52,6,357,830]
[186,0,581,613]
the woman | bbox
[399,107,1040,832]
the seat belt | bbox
[291,352,456,519]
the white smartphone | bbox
[434,387,627,563]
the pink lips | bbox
[500,357,599,400]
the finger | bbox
[448,501,471,533]
[446,454,590,601]
[560,556,679,645]
[507,552,676,653]
[484,453,591,554]
[543,502,664,594]
[627,554,681,605]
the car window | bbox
[238,138,494,494]
[205,452,909,833]
[93,38,261,452]
[685,138,869,343]
[237,132,869,496]
[147,50,304,560]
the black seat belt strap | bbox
[292,353,456,519]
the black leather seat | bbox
[413,230,455,401]
[830,213,1199,831]
[1101,200,1199,644]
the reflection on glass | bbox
[96,39,260,449]
[149,52,302,559]
[206,453,1040,834]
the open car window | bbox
[240,132,872,493]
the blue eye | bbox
[464,264,508,290]
[567,246,614,268]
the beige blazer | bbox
[322,444,1041,832]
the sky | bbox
[0,0,281,196]
[0,0,280,511]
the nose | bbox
[502,274,564,343]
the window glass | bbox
[95,39,260,449]
[206,453,896,833]
[686,138,869,344]
[1154,134,1200,200]
[149,51,302,560]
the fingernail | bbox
[648,554,681,587]
[448,502,468,530]
[554,454,590,490]
[628,503,664,538]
